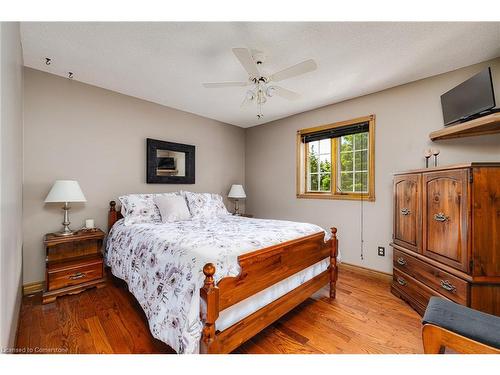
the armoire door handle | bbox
[433,213,448,222]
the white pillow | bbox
[183,191,230,219]
[119,193,162,225]
[154,194,191,222]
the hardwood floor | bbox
[16,264,424,354]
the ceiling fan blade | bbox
[202,82,248,88]
[232,48,260,77]
[270,59,317,82]
[272,86,301,100]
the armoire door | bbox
[393,174,421,253]
[422,169,470,272]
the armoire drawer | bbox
[392,269,444,315]
[393,249,468,305]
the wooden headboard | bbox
[108,201,123,231]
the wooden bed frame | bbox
[108,200,338,354]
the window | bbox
[296,115,375,201]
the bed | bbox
[106,200,338,354]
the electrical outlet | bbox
[377,246,385,256]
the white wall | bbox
[245,57,500,274]
[0,22,24,350]
[22,68,246,284]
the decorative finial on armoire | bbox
[424,149,432,168]
[432,149,440,167]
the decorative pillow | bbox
[183,191,230,219]
[154,194,191,223]
[119,193,163,225]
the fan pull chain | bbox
[257,100,263,119]
[360,135,365,261]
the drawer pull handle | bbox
[434,213,448,222]
[397,277,407,286]
[400,208,411,216]
[440,280,456,293]
[69,272,86,280]
[396,257,407,266]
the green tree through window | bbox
[308,140,331,192]
[339,132,368,193]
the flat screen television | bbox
[440,67,496,126]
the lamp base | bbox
[53,230,75,237]
[233,199,240,215]
[53,202,75,236]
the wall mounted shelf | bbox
[429,112,500,141]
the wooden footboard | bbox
[200,227,338,354]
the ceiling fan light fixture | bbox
[257,89,267,105]
[246,90,255,100]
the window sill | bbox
[296,193,375,201]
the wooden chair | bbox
[422,297,500,354]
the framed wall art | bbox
[146,138,195,184]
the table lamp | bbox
[45,180,87,236]
[228,184,246,215]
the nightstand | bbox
[42,229,107,304]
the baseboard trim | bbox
[339,262,392,277]
[23,281,44,295]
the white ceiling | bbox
[20,22,500,128]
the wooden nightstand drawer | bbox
[47,257,103,291]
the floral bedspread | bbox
[105,215,329,353]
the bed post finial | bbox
[329,227,338,300]
[200,263,220,354]
[108,200,118,232]
[203,263,216,286]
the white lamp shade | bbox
[228,184,246,199]
[44,180,87,203]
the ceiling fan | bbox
[202,48,317,119]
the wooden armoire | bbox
[390,163,500,316]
